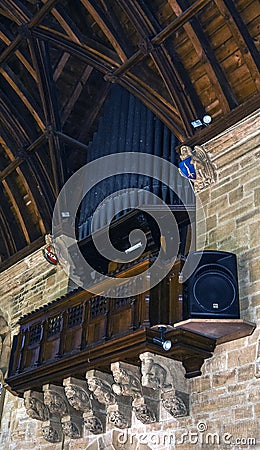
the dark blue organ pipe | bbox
[78,85,194,240]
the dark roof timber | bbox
[0,0,259,264]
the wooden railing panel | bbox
[8,257,184,376]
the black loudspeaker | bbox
[183,250,240,319]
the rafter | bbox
[104,0,210,82]
[78,83,111,142]
[55,131,90,151]
[2,178,31,244]
[1,0,30,24]
[120,0,198,136]
[0,135,46,234]
[61,65,93,126]
[168,0,232,114]
[214,0,260,90]
[0,205,16,256]
[53,52,70,82]
[93,0,133,56]
[33,26,119,67]
[117,74,185,139]
[0,126,55,231]
[0,176,26,252]
[126,0,205,116]
[0,28,37,80]
[0,0,59,66]
[0,123,54,237]
[80,0,128,62]
[41,0,82,44]
[0,130,56,225]
[0,95,30,146]
[0,34,23,67]
[0,134,45,181]
[31,27,184,137]
[172,0,238,111]
[0,65,45,130]
[29,37,64,194]
[22,153,55,227]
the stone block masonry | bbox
[0,248,69,331]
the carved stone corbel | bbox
[42,419,63,443]
[63,376,106,434]
[43,383,84,441]
[83,411,104,434]
[111,361,159,424]
[43,384,69,416]
[140,352,189,418]
[161,389,188,417]
[111,361,142,397]
[86,369,131,430]
[132,396,156,424]
[61,415,83,439]
[24,390,49,421]
[86,370,115,405]
[63,377,91,411]
[24,388,64,443]
[106,403,130,429]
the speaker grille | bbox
[194,264,233,279]
[193,264,236,313]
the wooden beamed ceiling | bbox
[0,0,259,266]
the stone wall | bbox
[0,247,70,447]
[0,110,259,449]
[190,109,260,449]
[0,248,69,331]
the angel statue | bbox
[179,145,216,190]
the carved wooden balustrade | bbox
[7,247,256,401]
[7,254,220,395]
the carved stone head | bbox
[42,422,62,443]
[87,376,114,405]
[84,415,103,434]
[64,385,90,411]
[44,390,68,416]
[24,391,49,421]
